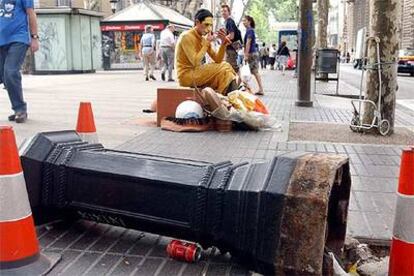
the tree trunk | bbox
[317,0,329,80]
[296,0,314,107]
[317,0,329,49]
[363,0,400,135]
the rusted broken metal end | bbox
[275,154,351,275]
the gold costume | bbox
[175,28,236,94]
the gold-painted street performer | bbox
[175,9,238,94]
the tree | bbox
[363,0,400,135]
[316,0,328,49]
[241,0,299,26]
[316,0,329,81]
[246,0,271,42]
[272,0,298,22]
[234,0,251,26]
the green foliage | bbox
[245,0,298,43]
[246,0,271,42]
[272,0,298,22]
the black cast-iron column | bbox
[21,131,351,275]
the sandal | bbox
[255,91,264,96]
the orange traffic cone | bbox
[0,126,60,275]
[389,147,414,276]
[76,102,99,144]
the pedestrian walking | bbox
[242,15,264,95]
[259,42,268,69]
[275,41,290,75]
[140,25,156,81]
[221,4,243,73]
[159,24,176,82]
[0,0,39,123]
[268,44,276,70]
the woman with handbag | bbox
[276,41,290,75]
[242,15,264,95]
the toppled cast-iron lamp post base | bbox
[20,131,351,275]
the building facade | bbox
[35,0,112,15]
[401,0,414,50]
[327,0,342,48]
[342,0,414,55]
[114,0,202,19]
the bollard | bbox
[20,131,351,275]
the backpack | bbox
[225,18,243,45]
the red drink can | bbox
[166,240,202,263]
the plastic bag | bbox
[211,105,244,122]
[287,57,295,69]
[211,106,275,130]
[254,97,269,114]
[228,91,269,114]
[228,91,250,112]
[240,63,252,82]
[240,64,259,93]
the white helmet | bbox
[175,100,204,119]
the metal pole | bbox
[296,0,314,107]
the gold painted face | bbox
[200,17,213,35]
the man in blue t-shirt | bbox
[221,4,242,73]
[0,0,39,123]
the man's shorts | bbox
[247,52,260,74]
[226,48,239,73]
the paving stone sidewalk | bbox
[2,69,411,275]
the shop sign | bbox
[101,23,165,31]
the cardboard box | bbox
[157,87,202,127]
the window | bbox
[56,0,71,7]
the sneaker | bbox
[8,114,16,121]
[150,75,156,81]
[167,78,175,82]
[161,72,165,81]
[145,76,149,81]
[15,112,27,123]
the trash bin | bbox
[317,48,339,74]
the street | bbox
[340,63,414,100]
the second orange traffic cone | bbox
[0,126,60,275]
[76,102,99,144]
[388,147,414,276]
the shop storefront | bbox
[100,1,193,70]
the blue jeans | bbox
[0,42,29,113]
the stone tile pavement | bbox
[1,69,412,275]
[116,130,403,242]
[38,221,247,276]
